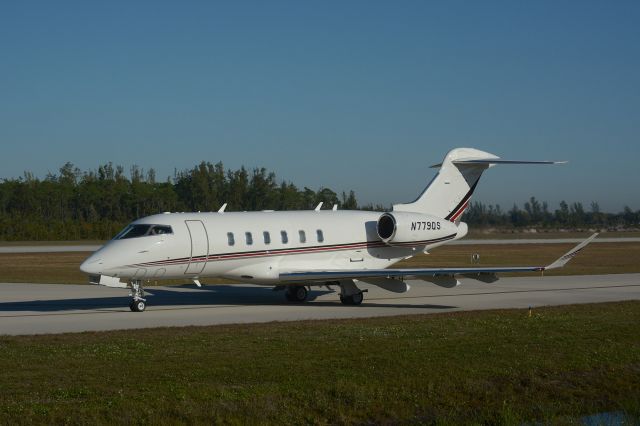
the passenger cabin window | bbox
[316,229,324,243]
[299,230,306,243]
[115,224,173,240]
[227,232,235,246]
[281,230,288,244]
[263,231,271,244]
[245,232,253,245]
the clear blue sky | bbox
[1,1,639,211]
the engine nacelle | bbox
[376,211,459,246]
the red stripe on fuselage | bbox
[128,234,456,268]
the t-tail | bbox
[393,147,565,223]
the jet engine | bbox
[376,211,460,246]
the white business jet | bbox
[80,148,596,312]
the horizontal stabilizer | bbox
[430,159,566,168]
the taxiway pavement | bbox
[1,274,638,335]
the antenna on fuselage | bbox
[332,204,337,211]
[314,202,323,211]
[218,203,227,213]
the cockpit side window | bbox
[115,224,173,240]
[117,225,151,239]
[113,225,134,240]
[150,225,173,235]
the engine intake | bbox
[377,213,396,240]
[376,211,459,246]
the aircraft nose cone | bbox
[80,256,103,275]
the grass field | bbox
[0,241,638,285]
[0,302,638,424]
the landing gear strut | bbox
[285,285,308,302]
[129,280,146,312]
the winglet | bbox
[545,233,598,270]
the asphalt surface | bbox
[1,237,638,253]
[1,274,638,335]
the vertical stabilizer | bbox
[393,148,497,221]
[393,148,563,222]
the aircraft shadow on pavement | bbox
[0,285,457,312]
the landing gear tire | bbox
[340,292,364,306]
[286,286,308,302]
[130,300,146,312]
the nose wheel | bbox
[129,280,147,312]
[130,299,146,312]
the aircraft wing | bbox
[279,233,597,282]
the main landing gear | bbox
[129,280,146,312]
[338,280,365,306]
[339,292,364,306]
[285,285,308,302]
[281,281,366,305]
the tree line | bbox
[0,162,362,240]
[0,163,637,240]
[462,197,639,229]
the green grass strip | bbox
[1,302,639,424]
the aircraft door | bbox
[185,220,209,275]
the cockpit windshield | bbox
[114,224,173,240]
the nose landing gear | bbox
[129,280,147,312]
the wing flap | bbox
[279,234,597,282]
